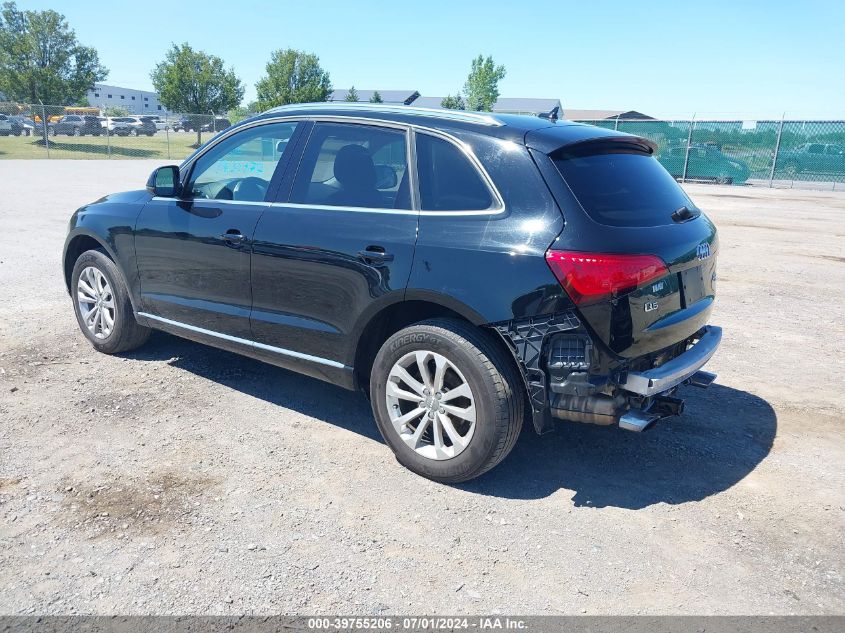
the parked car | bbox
[0,114,11,136]
[777,143,845,177]
[657,144,750,184]
[122,116,157,136]
[139,116,170,132]
[171,116,196,132]
[52,115,103,136]
[101,117,131,136]
[63,104,721,482]
[9,115,35,136]
[172,116,209,133]
[201,116,232,133]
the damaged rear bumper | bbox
[492,312,721,435]
[618,326,722,396]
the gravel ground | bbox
[0,160,843,615]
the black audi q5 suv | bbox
[63,103,721,482]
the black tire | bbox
[782,161,799,178]
[71,249,150,354]
[370,318,524,483]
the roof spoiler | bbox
[525,124,657,155]
[560,135,657,155]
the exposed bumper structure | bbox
[619,326,722,397]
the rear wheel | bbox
[370,319,524,483]
[782,161,799,178]
[71,250,150,354]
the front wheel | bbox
[370,319,524,483]
[71,249,150,354]
[782,161,799,178]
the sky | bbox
[12,0,845,119]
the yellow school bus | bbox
[34,106,101,124]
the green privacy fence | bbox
[572,118,845,188]
[2,100,844,189]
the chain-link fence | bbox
[572,117,845,189]
[0,102,235,161]
[2,101,844,190]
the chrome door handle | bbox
[221,231,246,245]
[358,247,394,263]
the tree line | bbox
[0,2,507,121]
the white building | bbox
[86,83,165,114]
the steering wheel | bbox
[232,177,269,202]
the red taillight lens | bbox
[545,250,668,305]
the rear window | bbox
[553,147,696,227]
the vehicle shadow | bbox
[33,139,159,158]
[126,331,381,442]
[462,383,777,508]
[125,332,776,509]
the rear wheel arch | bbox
[352,297,522,397]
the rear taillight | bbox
[545,250,668,305]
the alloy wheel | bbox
[385,350,477,460]
[77,266,116,340]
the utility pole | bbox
[681,113,696,183]
[768,112,785,188]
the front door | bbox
[249,121,418,370]
[135,120,300,338]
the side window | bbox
[416,133,495,211]
[808,144,824,154]
[290,123,410,210]
[187,121,298,202]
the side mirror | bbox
[374,164,398,189]
[146,165,181,197]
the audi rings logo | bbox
[696,243,711,260]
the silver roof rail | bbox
[263,102,504,127]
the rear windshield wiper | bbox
[671,206,700,223]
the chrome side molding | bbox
[137,312,346,369]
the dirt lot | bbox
[0,160,843,615]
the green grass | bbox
[0,132,206,160]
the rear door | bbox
[249,120,418,370]
[134,120,301,338]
